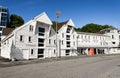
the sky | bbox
[0,0,120,29]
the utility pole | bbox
[55,11,61,58]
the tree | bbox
[80,23,103,33]
[75,23,115,33]
[102,24,115,29]
[9,14,24,28]
[74,27,81,32]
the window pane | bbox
[38,33,44,36]
[38,27,45,33]
[66,35,70,40]
[38,44,44,47]
[38,49,44,54]
[38,38,44,42]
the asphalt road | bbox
[0,55,120,78]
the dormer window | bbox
[29,25,33,31]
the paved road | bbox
[0,55,120,78]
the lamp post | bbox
[56,11,61,58]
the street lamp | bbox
[56,11,61,58]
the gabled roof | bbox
[52,19,75,32]
[33,12,52,25]
[2,28,15,36]
[67,19,75,27]
[2,12,52,41]
[52,21,68,32]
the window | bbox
[112,42,115,44]
[38,49,44,54]
[49,39,51,44]
[54,40,56,44]
[112,35,114,39]
[0,28,2,31]
[66,26,72,33]
[66,50,70,56]
[49,30,52,35]
[31,49,34,55]
[29,25,33,31]
[119,35,120,39]
[78,35,79,38]
[73,35,74,39]
[66,41,70,47]
[81,35,83,39]
[62,40,63,45]
[38,27,45,36]
[100,42,102,45]
[28,36,31,42]
[38,38,44,47]
[54,50,56,54]
[62,33,64,38]
[38,49,44,58]
[66,35,70,40]
[20,35,23,41]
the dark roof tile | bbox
[2,28,15,36]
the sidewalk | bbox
[0,54,119,68]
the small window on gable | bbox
[29,36,31,42]
[31,49,34,55]
[20,35,23,42]
[29,25,33,31]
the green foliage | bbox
[9,14,24,28]
[75,23,115,33]
[74,28,81,32]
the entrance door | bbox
[23,49,29,59]
[48,49,52,58]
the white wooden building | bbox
[99,28,120,54]
[1,12,77,60]
[77,32,111,55]
[1,12,53,60]
[54,19,78,57]
[1,12,120,60]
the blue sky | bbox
[0,0,120,29]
